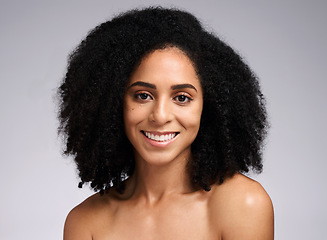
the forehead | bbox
[128,47,201,89]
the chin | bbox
[136,146,192,167]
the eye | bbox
[135,92,152,101]
[174,94,192,104]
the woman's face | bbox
[123,47,203,166]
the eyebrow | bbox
[171,84,197,92]
[128,81,156,89]
[128,81,197,92]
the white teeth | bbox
[143,131,177,142]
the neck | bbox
[129,149,194,205]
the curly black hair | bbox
[58,7,268,193]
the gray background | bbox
[1,0,326,239]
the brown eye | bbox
[174,94,192,103]
[135,93,152,100]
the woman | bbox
[59,7,274,239]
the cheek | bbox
[123,108,138,144]
[124,108,135,125]
[176,104,203,129]
[123,103,149,130]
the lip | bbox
[141,130,179,148]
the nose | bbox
[149,97,173,125]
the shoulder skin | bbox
[209,173,274,240]
[63,193,114,240]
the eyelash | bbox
[173,94,193,104]
[134,92,193,105]
[135,92,153,101]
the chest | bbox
[93,199,219,240]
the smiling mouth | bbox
[141,131,179,142]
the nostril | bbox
[149,105,173,124]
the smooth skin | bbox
[64,48,274,240]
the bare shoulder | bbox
[209,173,274,240]
[64,192,115,240]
